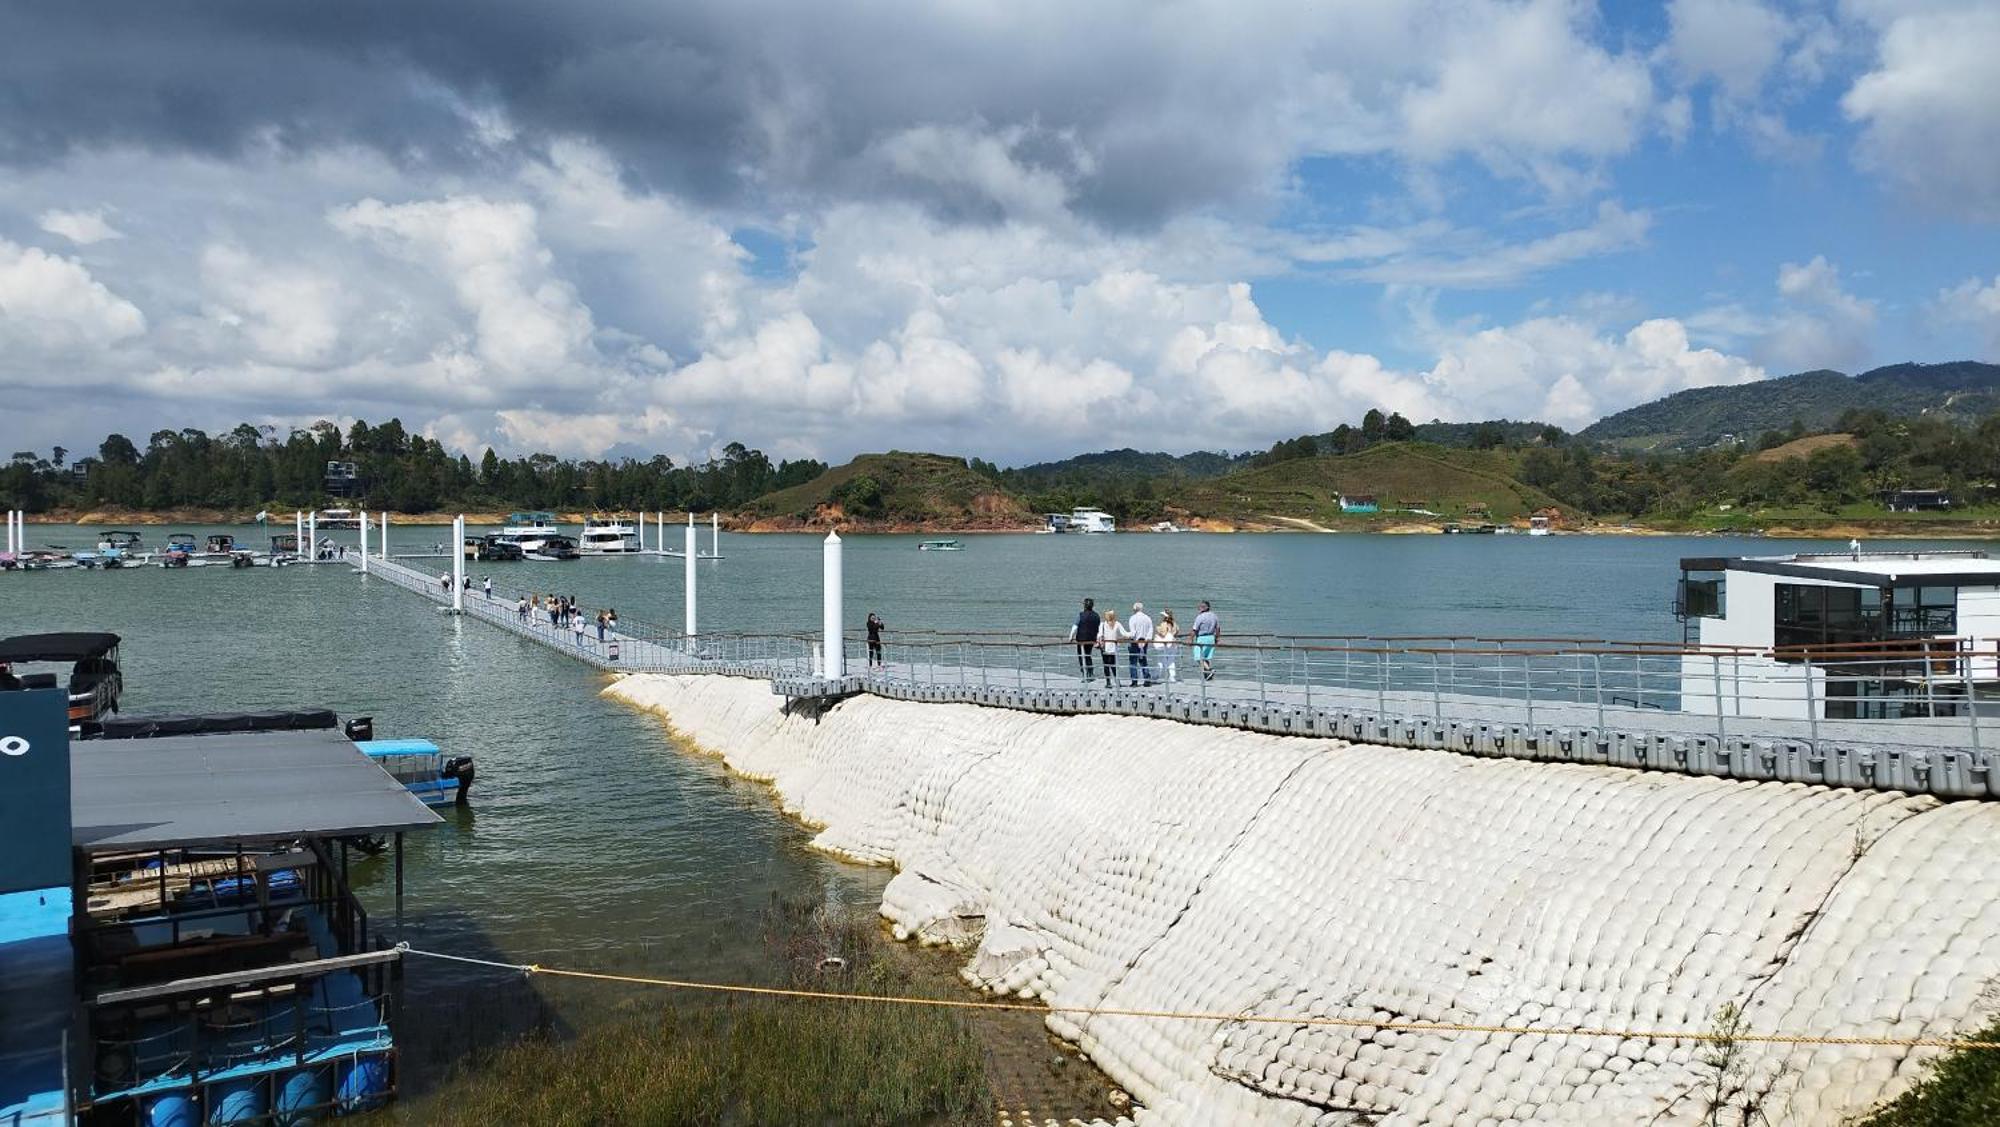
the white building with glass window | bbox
[1676,551,2000,721]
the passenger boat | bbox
[918,539,963,552]
[490,511,561,554]
[464,534,524,561]
[354,737,475,806]
[1041,513,1072,534]
[0,631,124,731]
[1528,514,1553,536]
[317,508,362,530]
[1070,507,1117,533]
[525,534,580,561]
[162,533,198,567]
[579,515,640,554]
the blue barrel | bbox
[334,1054,391,1112]
[206,1077,267,1124]
[273,1067,330,1125]
[143,1092,198,1127]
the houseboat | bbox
[0,684,440,1126]
[1528,514,1553,536]
[918,539,963,552]
[1070,507,1116,533]
[316,509,362,530]
[465,534,525,562]
[579,516,640,554]
[1041,513,1072,534]
[489,512,561,554]
[1677,550,2000,721]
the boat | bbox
[525,533,580,561]
[579,515,640,554]
[1070,507,1116,533]
[466,534,525,562]
[0,631,123,731]
[1528,514,1553,536]
[918,539,964,552]
[102,530,143,552]
[1041,513,1072,534]
[354,735,475,807]
[317,508,362,530]
[0,675,442,1126]
[490,511,562,554]
[1150,521,1186,533]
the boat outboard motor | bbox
[441,755,476,803]
[343,716,375,742]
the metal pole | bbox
[1805,657,1819,744]
[712,512,720,558]
[1593,654,1605,730]
[637,511,645,552]
[295,511,303,559]
[685,514,698,640]
[1712,655,1726,741]
[822,530,844,679]
[451,515,464,612]
[381,511,389,559]
[307,510,317,561]
[359,509,369,573]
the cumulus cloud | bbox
[37,207,122,244]
[0,238,146,365]
[1934,275,2000,352]
[1843,3,2000,221]
[1663,0,1792,98]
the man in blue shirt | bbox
[1192,601,1219,681]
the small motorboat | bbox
[918,539,964,552]
[162,533,197,567]
[0,631,124,731]
[354,735,474,807]
[525,534,580,560]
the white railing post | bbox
[380,511,389,559]
[684,513,697,641]
[294,511,304,559]
[823,530,844,680]
[636,511,645,552]
[359,510,369,572]
[451,515,464,612]
[712,512,720,558]
[307,510,317,561]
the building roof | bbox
[70,728,441,852]
[0,632,119,664]
[1680,551,2000,588]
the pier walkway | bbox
[356,554,2000,801]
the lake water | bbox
[6,525,1992,1084]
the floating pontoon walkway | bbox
[354,554,2000,801]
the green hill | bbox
[1176,443,1562,527]
[743,451,1032,529]
[1578,361,2000,450]
[1004,447,1249,484]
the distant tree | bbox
[1361,408,1387,443]
[1539,425,1565,446]
[834,474,885,518]
[51,445,66,468]
[1331,424,1355,454]
[1384,412,1415,442]
[1470,423,1506,450]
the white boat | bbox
[1528,514,1553,536]
[317,508,362,530]
[1151,521,1186,533]
[489,511,562,553]
[1071,507,1116,533]
[918,539,963,552]
[579,515,640,554]
[1042,513,1072,534]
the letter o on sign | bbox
[0,735,28,757]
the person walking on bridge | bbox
[573,612,587,648]
[1067,598,1101,683]
[1127,602,1154,687]
[482,576,492,600]
[1192,600,1219,681]
[866,612,885,669]
[1157,609,1179,684]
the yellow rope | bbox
[400,946,2000,1051]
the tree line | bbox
[0,420,825,514]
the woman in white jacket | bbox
[1099,609,1128,685]
[1156,609,1179,684]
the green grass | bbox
[1854,1017,2000,1126]
[364,900,993,1126]
[1178,442,1560,525]
[746,451,1027,525]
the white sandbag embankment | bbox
[605,673,2000,1126]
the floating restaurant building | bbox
[0,681,439,1126]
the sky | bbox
[0,0,1996,468]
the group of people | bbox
[512,592,619,646]
[1067,598,1219,686]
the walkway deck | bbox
[355,555,1999,800]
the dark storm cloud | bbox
[0,1,1296,225]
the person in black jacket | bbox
[866,612,885,668]
[1067,598,1101,683]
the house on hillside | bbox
[1879,489,1952,512]
[324,460,361,498]
[1339,494,1379,514]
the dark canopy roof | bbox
[71,728,441,852]
[0,632,120,664]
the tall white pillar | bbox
[307,512,318,561]
[380,511,389,559]
[294,512,304,558]
[658,511,666,554]
[823,530,844,679]
[684,513,697,638]
[711,512,719,558]
[6,510,16,556]
[636,511,645,552]
[359,509,370,572]
[451,515,465,611]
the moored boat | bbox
[490,511,561,554]
[580,515,640,554]
[525,534,580,560]
[353,735,475,807]
[918,539,963,552]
